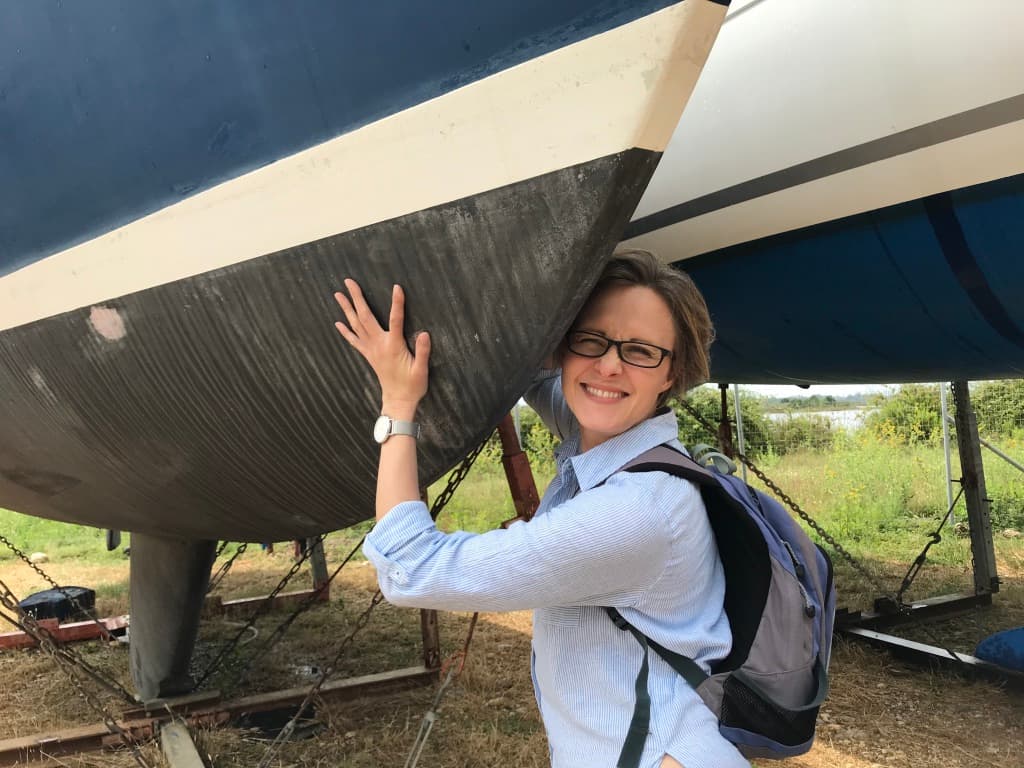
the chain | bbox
[195,534,325,688]
[0,578,153,767]
[428,434,490,521]
[254,589,387,768]
[678,400,895,597]
[678,398,973,664]
[404,612,479,768]
[253,434,491,768]
[0,533,125,645]
[207,542,249,595]
[0,533,136,702]
[219,534,367,694]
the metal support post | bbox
[939,383,955,524]
[420,609,441,670]
[497,414,540,523]
[306,537,329,594]
[950,380,999,595]
[717,383,734,458]
[732,384,748,483]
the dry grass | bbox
[0,544,1022,767]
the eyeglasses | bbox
[566,330,672,369]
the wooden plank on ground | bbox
[161,722,206,768]
[0,615,128,650]
[0,665,437,765]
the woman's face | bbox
[562,284,676,452]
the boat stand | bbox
[204,537,334,619]
[0,417,546,765]
[836,380,1014,683]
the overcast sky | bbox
[729,383,891,398]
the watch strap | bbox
[386,418,420,439]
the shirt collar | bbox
[557,408,681,492]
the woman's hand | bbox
[334,279,431,416]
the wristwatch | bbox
[373,415,421,444]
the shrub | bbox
[767,414,835,455]
[672,386,772,457]
[989,484,1024,531]
[864,384,943,445]
[973,379,1024,441]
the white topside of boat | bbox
[632,0,1024,259]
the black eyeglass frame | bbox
[566,330,673,369]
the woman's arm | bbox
[362,472,699,613]
[333,280,427,520]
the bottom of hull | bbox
[678,172,1024,385]
[0,149,659,540]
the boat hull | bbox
[628,0,1024,384]
[0,2,728,540]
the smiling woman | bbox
[561,249,713,450]
[335,250,744,768]
[562,286,678,451]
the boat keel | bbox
[129,533,217,702]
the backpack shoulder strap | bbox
[605,444,719,768]
[617,444,718,488]
[606,607,708,689]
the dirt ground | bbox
[0,550,1021,767]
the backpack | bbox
[607,444,836,767]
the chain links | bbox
[0,533,137,702]
[678,400,896,598]
[678,398,978,666]
[206,542,248,595]
[428,433,490,521]
[254,589,387,768]
[0,578,153,767]
[195,534,325,688]
[0,533,129,650]
[253,433,491,768]
[219,534,366,694]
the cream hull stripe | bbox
[1,0,724,332]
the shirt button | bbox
[391,567,407,585]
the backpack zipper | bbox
[782,540,806,579]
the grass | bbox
[0,438,1022,766]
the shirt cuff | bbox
[362,501,436,587]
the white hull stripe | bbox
[627,92,1024,239]
[627,116,1024,261]
[0,0,725,332]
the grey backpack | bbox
[608,444,836,767]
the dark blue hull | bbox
[677,172,1024,385]
[0,0,676,275]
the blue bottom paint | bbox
[678,172,1024,384]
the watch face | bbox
[373,416,391,443]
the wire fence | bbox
[685,380,1024,537]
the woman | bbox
[333,249,748,768]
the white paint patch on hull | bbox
[1,0,726,332]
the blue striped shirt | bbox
[364,372,748,768]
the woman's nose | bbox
[595,345,624,375]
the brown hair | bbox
[574,248,714,406]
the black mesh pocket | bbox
[719,672,819,747]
